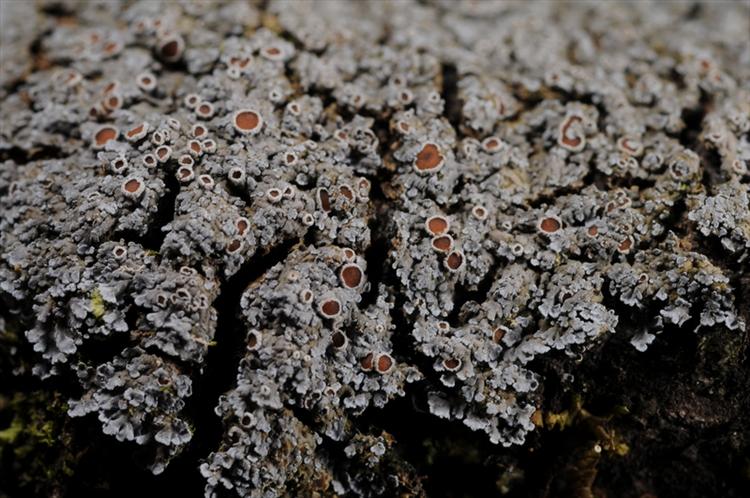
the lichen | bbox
[0,1,748,497]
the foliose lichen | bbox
[1,1,748,496]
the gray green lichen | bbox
[1,1,748,497]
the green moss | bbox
[544,410,575,430]
[542,395,630,456]
[543,394,583,430]
[0,417,23,444]
[610,439,630,456]
[0,391,80,495]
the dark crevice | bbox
[74,328,133,373]
[605,175,657,192]
[688,232,750,349]
[698,144,724,192]
[0,304,79,399]
[140,172,180,252]
[685,2,703,20]
[355,382,504,498]
[441,62,462,132]
[658,196,689,240]
[225,181,255,208]
[447,260,502,327]
[112,173,180,252]
[360,231,389,308]
[673,93,721,193]
[675,92,717,192]
[358,128,421,371]
[0,145,70,165]
[39,2,75,17]
[450,173,466,198]
[164,236,303,488]
[677,96,709,152]
[347,107,402,317]
[388,288,420,369]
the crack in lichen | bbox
[140,172,181,253]
[0,145,71,165]
[440,62,461,133]
[179,236,304,472]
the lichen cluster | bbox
[1,1,748,496]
